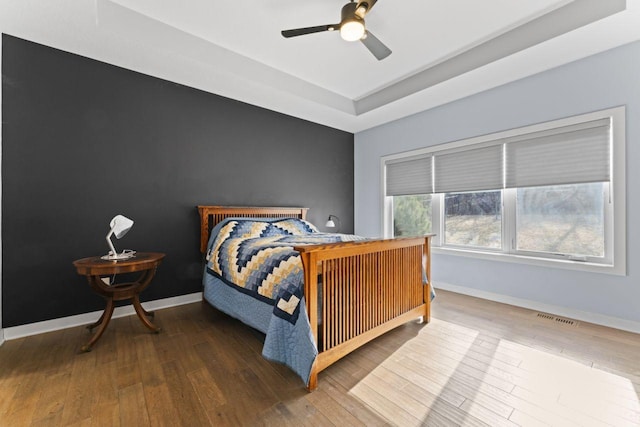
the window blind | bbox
[385,155,432,196]
[505,118,611,188]
[433,143,503,193]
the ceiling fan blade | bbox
[355,0,377,18]
[360,30,391,60]
[281,24,337,38]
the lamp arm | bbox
[106,229,118,255]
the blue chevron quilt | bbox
[203,218,362,386]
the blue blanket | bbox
[204,218,362,385]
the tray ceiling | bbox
[1,0,639,132]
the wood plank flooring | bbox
[1,289,639,426]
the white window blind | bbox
[433,143,503,193]
[385,155,432,196]
[505,118,611,188]
[385,117,611,195]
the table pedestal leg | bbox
[133,295,161,333]
[87,309,106,331]
[137,300,155,318]
[81,298,115,352]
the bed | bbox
[198,205,432,391]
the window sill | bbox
[431,246,625,276]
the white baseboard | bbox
[434,282,640,335]
[0,329,4,346]
[3,292,203,341]
[6,284,638,341]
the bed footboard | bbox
[295,235,432,391]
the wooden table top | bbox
[73,252,165,276]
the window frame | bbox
[381,107,626,276]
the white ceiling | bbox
[1,0,640,132]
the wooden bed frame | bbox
[198,205,432,391]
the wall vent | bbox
[535,312,579,327]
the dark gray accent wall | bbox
[2,34,354,328]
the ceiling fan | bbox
[281,0,392,61]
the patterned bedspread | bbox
[204,218,362,385]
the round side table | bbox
[73,252,165,351]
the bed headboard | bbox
[197,206,309,253]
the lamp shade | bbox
[325,214,339,229]
[110,215,134,239]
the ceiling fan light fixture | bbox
[340,20,365,41]
[281,0,391,60]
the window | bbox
[445,191,502,250]
[514,183,606,259]
[381,107,625,274]
[393,194,432,237]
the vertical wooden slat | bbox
[322,261,327,352]
[329,264,339,347]
[326,260,332,351]
[380,251,385,324]
[378,251,384,326]
[338,258,342,345]
[344,258,349,343]
[361,254,365,335]
[369,253,371,330]
[379,251,384,326]
[344,257,348,343]
[350,256,355,341]
[383,250,388,323]
[332,259,336,349]
[339,258,344,346]
[371,252,376,331]
[354,257,364,335]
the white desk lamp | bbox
[101,215,135,260]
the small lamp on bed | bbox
[101,214,135,260]
[325,214,340,231]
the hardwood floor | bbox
[1,289,639,426]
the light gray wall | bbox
[355,41,640,328]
